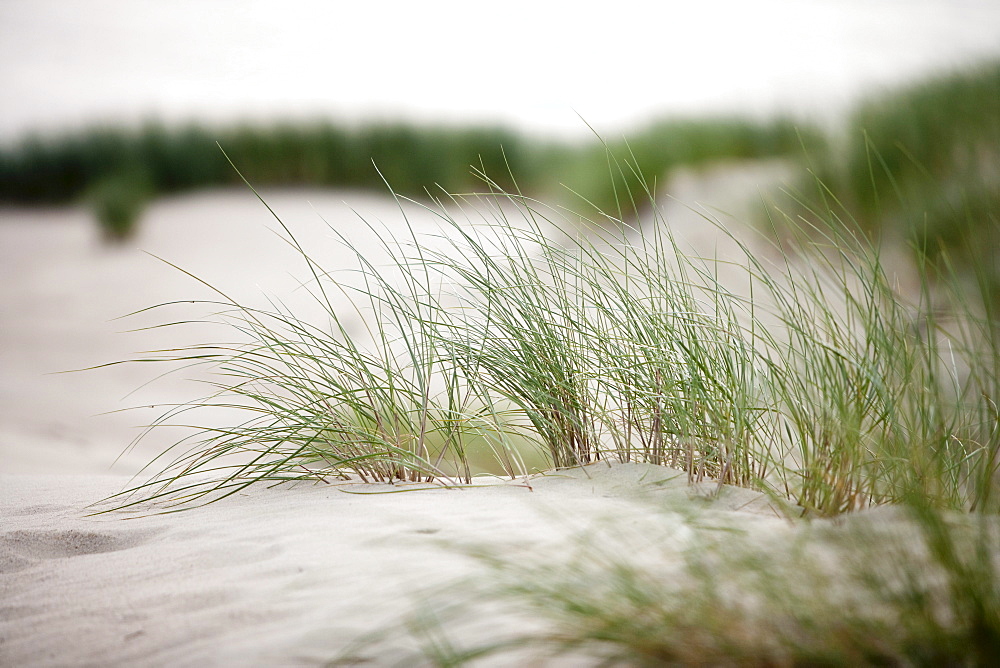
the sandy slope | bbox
[1,464,793,666]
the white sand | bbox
[5,165,916,665]
[1,464,796,666]
[0,188,453,476]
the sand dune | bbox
[2,464,794,666]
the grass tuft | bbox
[95,141,998,517]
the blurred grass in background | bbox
[0,121,532,204]
[0,59,995,282]
[782,60,1000,305]
[552,116,823,218]
[0,114,820,240]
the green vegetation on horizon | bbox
[1,59,996,270]
[784,59,1000,306]
[0,115,818,239]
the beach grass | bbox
[71,79,1000,665]
[96,135,999,516]
[83,168,154,241]
[56,59,1000,664]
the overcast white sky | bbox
[1,0,999,141]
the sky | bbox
[1,0,999,142]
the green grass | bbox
[843,60,1000,232]
[95,139,999,516]
[66,60,1000,665]
[82,102,1000,663]
[552,115,825,220]
[0,120,534,204]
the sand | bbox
[1,163,891,665]
[1,464,798,666]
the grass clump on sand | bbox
[98,132,1000,663]
[83,62,999,665]
[101,140,998,518]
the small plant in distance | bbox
[85,169,153,241]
